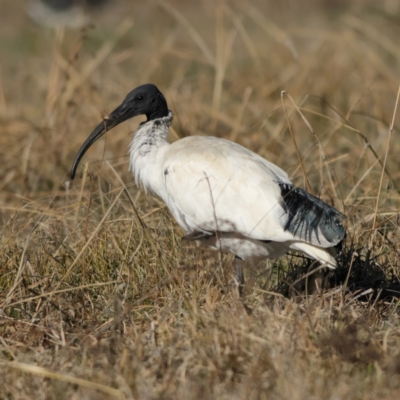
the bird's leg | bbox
[232,255,245,296]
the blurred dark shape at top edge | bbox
[27,0,111,29]
[41,0,109,11]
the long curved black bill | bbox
[70,104,133,179]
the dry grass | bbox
[1,0,400,398]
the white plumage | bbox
[71,84,346,289]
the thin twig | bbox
[281,91,312,192]
[370,85,400,248]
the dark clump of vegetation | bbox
[277,241,400,302]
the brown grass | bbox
[1,0,400,398]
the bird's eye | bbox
[136,95,143,101]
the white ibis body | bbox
[70,84,345,289]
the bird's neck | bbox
[128,111,172,194]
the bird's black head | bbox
[70,83,169,179]
[121,84,169,122]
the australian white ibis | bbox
[70,84,345,292]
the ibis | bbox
[70,84,345,291]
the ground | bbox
[1,0,400,399]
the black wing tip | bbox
[278,181,346,245]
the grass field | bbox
[1,0,400,398]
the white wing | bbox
[160,136,345,248]
[160,136,295,243]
